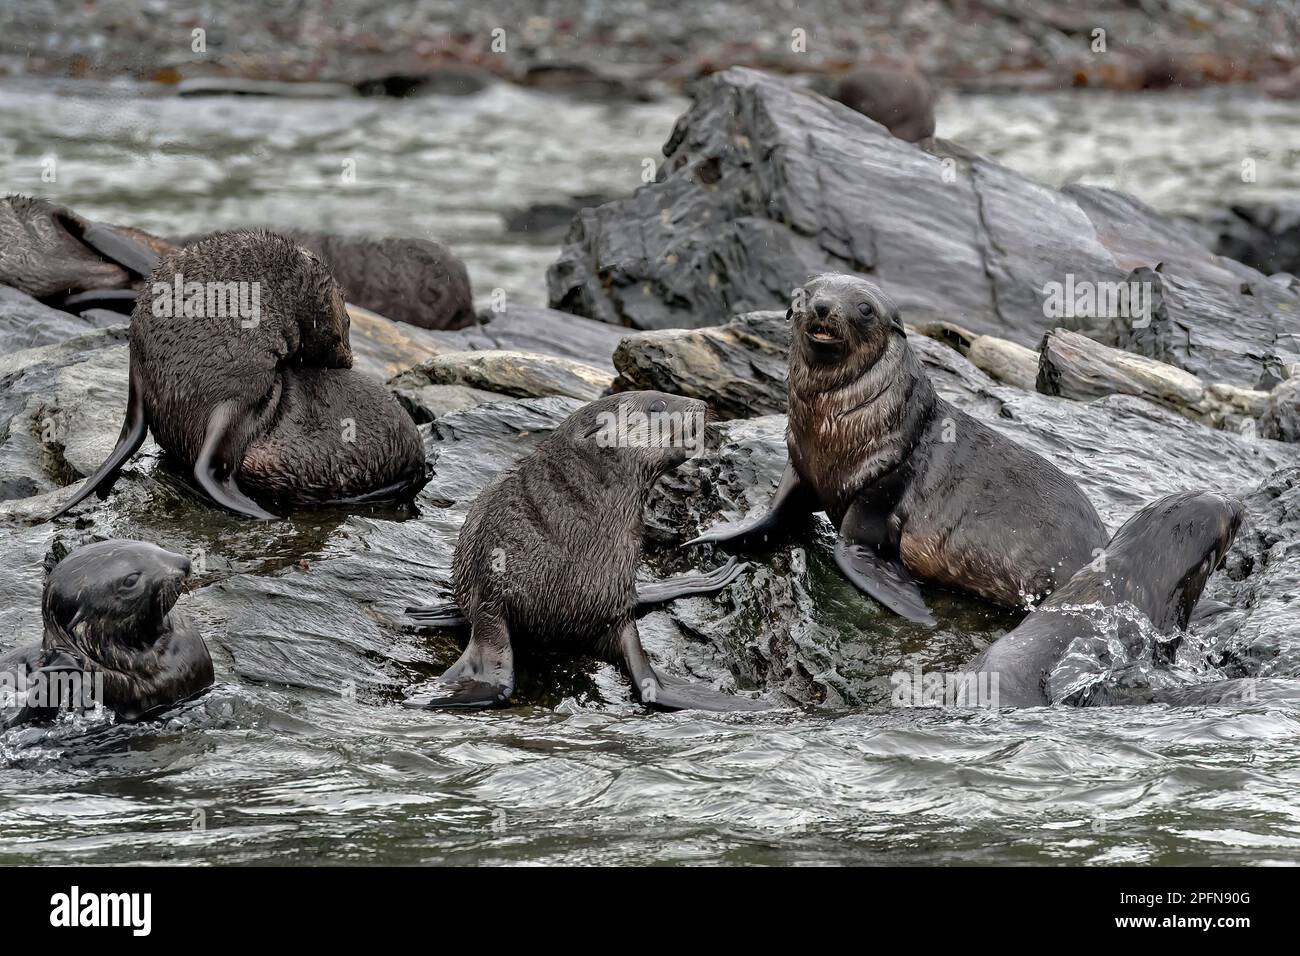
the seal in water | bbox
[687,273,1108,626]
[970,491,1244,707]
[50,230,428,520]
[0,194,172,312]
[404,391,768,712]
[0,539,213,727]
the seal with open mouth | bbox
[687,273,1108,626]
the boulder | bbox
[547,67,1297,388]
[388,350,614,416]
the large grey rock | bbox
[1195,201,1300,279]
[1261,378,1300,442]
[548,67,1297,388]
[612,310,789,418]
[431,304,627,372]
[388,350,614,414]
[0,285,121,353]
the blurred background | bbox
[2,0,1297,307]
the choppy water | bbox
[2,80,1300,866]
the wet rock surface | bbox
[548,69,1296,391]
[612,310,789,418]
[389,350,614,414]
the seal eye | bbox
[857,302,875,319]
[121,572,141,590]
[649,399,668,413]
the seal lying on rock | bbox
[51,230,428,520]
[688,273,1108,625]
[0,194,170,312]
[0,539,213,728]
[971,491,1244,707]
[833,67,936,142]
[404,391,768,711]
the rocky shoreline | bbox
[2,1,1297,98]
[2,66,1299,710]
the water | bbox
[2,80,1300,866]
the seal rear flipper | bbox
[683,462,813,550]
[402,613,515,709]
[194,401,279,520]
[404,601,469,629]
[634,558,750,609]
[49,360,149,519]
[613,619,771,712]
[75,219,162,278]
[833,539,935,627]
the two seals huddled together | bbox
[52,230,428,520]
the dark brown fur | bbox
[789,273,1108,608]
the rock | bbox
[0,326,136,503]
[612,310,789,418]
[432,304,626,371]
[282,229,474,331]
[833,67,936,142]
[175,78,359,97]
[547,68,1294,387]
[0,285,121,353]
[354,67,492,97]
[504,194,614,244]
[344,304,449,380]
[1195,201,1300,279]
[391,384,511,423]
[1037,327,1269,430]
[1261,378,1300,442]
[913,320,1038,391]
[388,350,614,412]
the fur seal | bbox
[404,391,767,712]
[0,539,213,727]
[833,68,936,142]
[0,194,171,311]
[51,230,428,520]
[971,491,1243,707]
[688,273,1108,625]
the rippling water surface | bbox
[2,80,1299,866]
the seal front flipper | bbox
[406,560,751,628]
[50,360,149,519]
[613,619,771,712]
[683,463,813,550]
[835,499,935,627]
[633,557,750,608]
[403,613,515,709]
[194,400,279,520]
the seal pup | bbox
[50,230,427,520]
[970,491,1243,707]
[404,391,768,712]
[0,539,213,728]
[0,194,170,311]
[687,273,1108,626]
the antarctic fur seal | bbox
[0,539,213,727]
[0,194,171,311]
[688,273,1108,625]
[51,230,427,520]
[404,391,768,711]
[833,68,936,142]
[970,491,1244,707]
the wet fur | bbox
[1,540,213,725]
[788,273,1108,608]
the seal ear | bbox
[785,308,793,321]
[892,313,906,336]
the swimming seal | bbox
[687,273,1108,625]
[0,194,171,312]
[0,539,213,727]
[50,230,428,520]
[970,491,1244,707]
[404,391,768,712]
